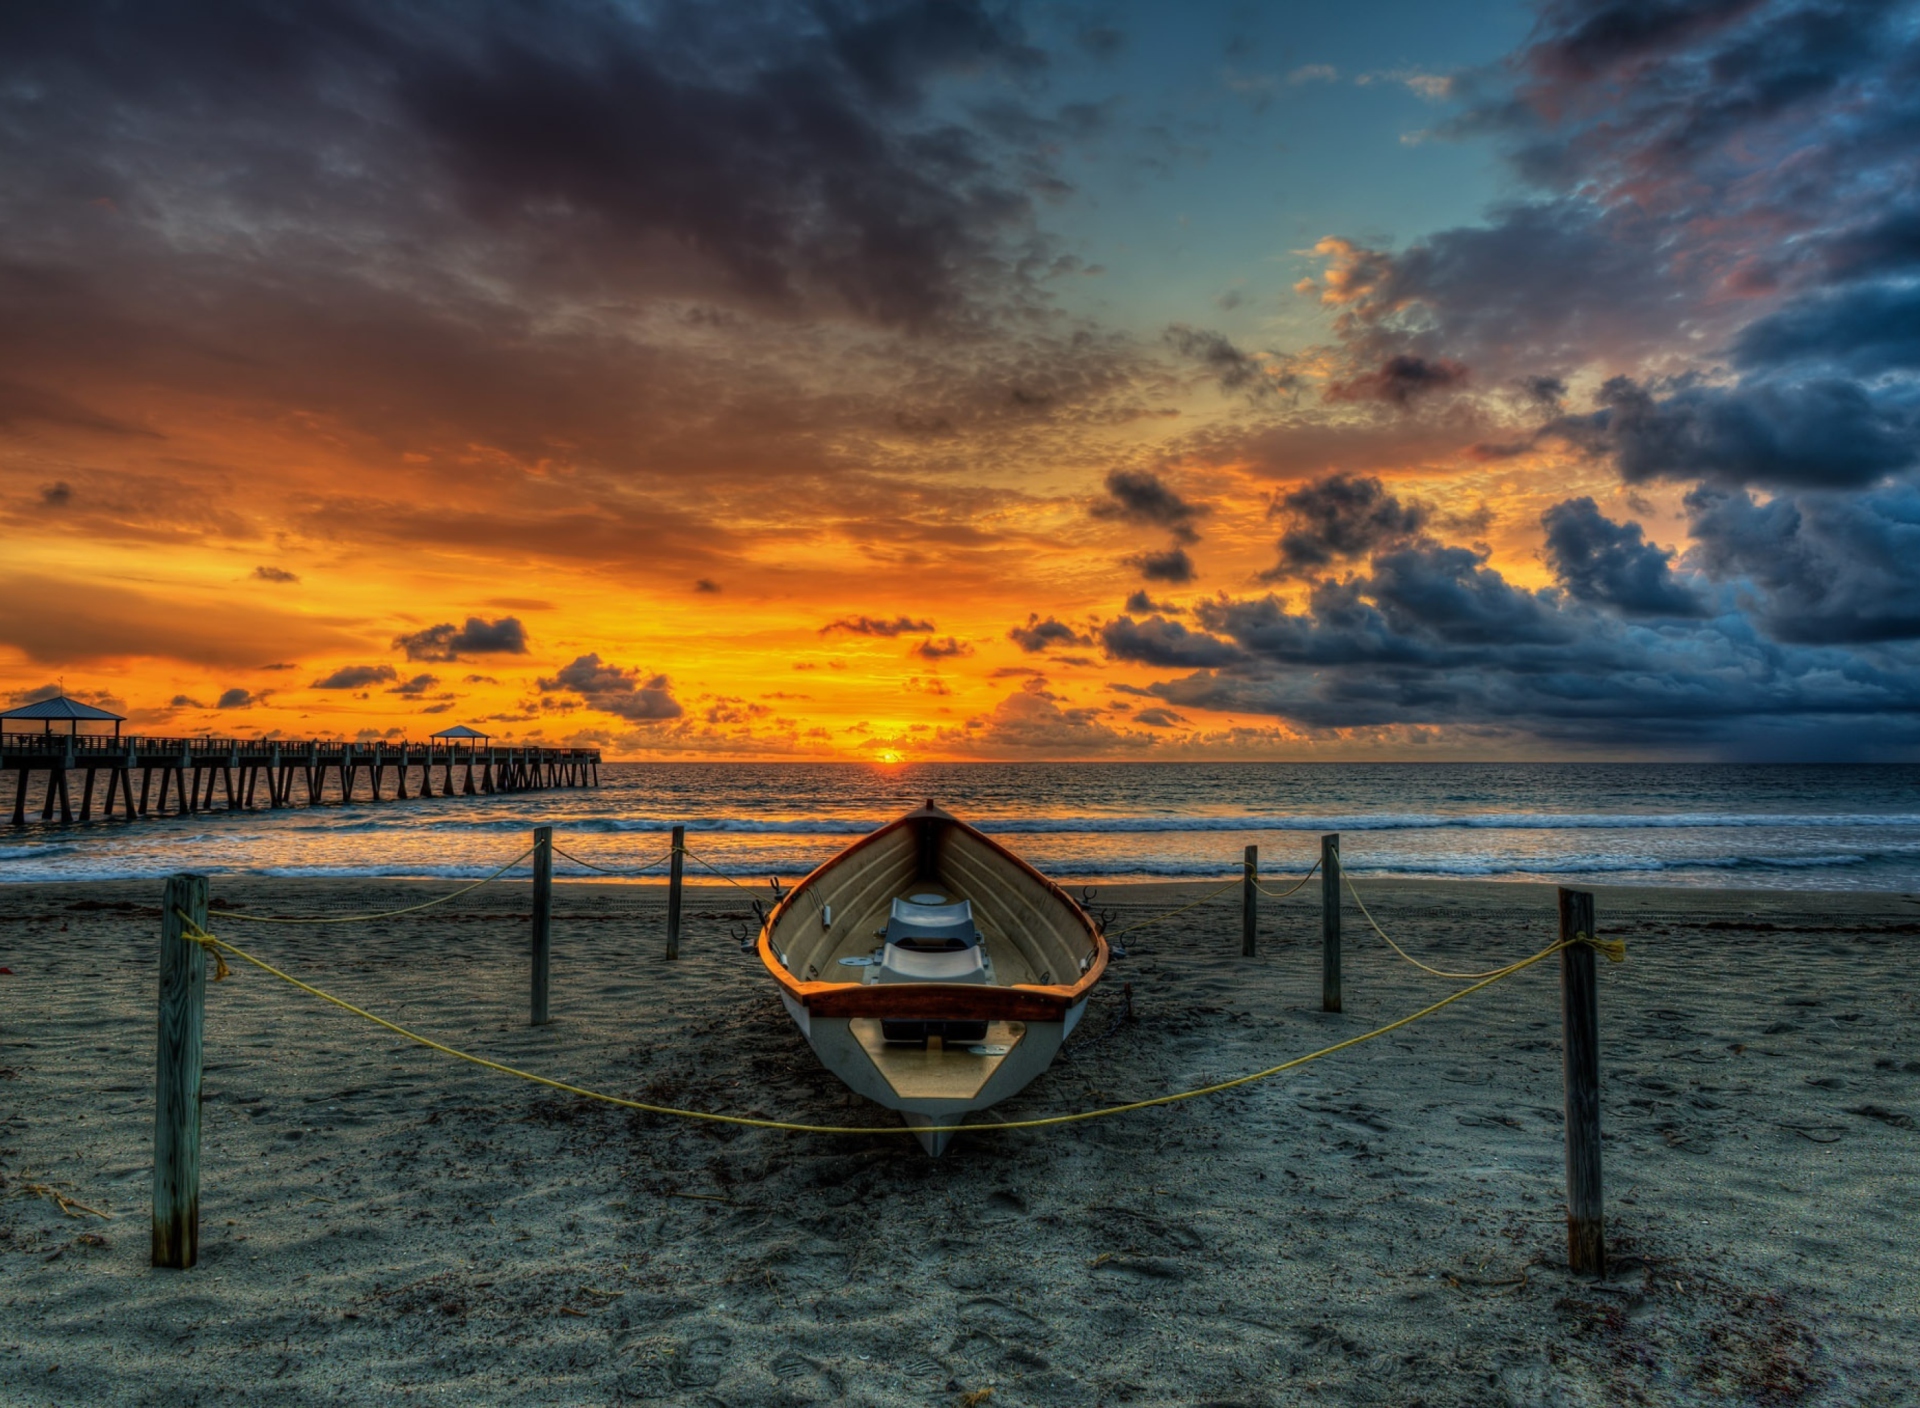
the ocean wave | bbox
[277,810,1920,836]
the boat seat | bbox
[884,898,980,951]
[877,897,989,986]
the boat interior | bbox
[766,810,1098,1012]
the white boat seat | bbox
[878,897,988,985]
[884,898,980,952]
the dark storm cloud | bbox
[1541,497,1705,617]
[537,653,683,722]
[1125,546,1196,584]
[1265,474,1428,576]
[393,617,530,661]
[820,615,936,637]
[1316,1,1920,391]
[1008,615,1093,652]
[0,1,1052,331]
[1124,590,1181,614]
[1686,485,1920,643]
[1101,541,1920,751]
[1090,469,1210,543]
[1546,376,1917,490]
[1733,285,1920,376]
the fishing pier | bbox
[2,699,598,826]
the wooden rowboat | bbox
[758,800,1109,1154]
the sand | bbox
[2,873,1917,1406]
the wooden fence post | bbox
[1241,844,1257,957]
[531,826,552,1026]
[153,873,209,1269]
[666,824,685,960]
[1321,833,1342,1013]
[1559,886,1605,1277]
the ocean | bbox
[3,762,1919,892]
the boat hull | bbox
[779,990,1088,1154]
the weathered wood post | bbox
[1559,886,1605,1277]
[1241,844,1257,957]
[666,824,686,960]
[1321,833,1342,1013]
[531,826,553,1026]
[154,873,209,1269]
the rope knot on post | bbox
[175,912,230,981]
[1574,931,1626,963]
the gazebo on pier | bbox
[429,724,490,751]
[0,695,125,738]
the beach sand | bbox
[3,874,1917,1405]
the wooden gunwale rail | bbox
[2,734,599,826]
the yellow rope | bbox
[1253,856,1321,899]
[1341,871,1624,978]
[174,912,1589,1136]
[550,844,678,876]
[1099,875,1244,941]
[206,846,536,926]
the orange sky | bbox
[6,2,1916,763]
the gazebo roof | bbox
[430,724,489,739]
[0,695,125,722]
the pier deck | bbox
[3,735,599,825]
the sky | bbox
[3,0,1918,762]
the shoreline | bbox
[4,876,1917,1404]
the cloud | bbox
[1686,485,1920,643]
[1132,707,1187,728]
[693,578,721,593]
[216,687,256,709]
[537,653,682,722]
[1090,468,1210,543]
[252,565,299,583]
[1097,533,1920,754]
[1541,498,1705,617]
[169,695,205,710]
[912,636,972,660]
[1124,546,1196,584]
[1546,376,1917,491]
[1325,354,1468,407]
[1265,473,1428,576]
[387,673,441,697]
[1125,590,1181,614]
[392,616,529,661]
[1008,615,1094,652]
[1288,64,1338,85]
[41,482,72,507]
[1164,324,1294,397]
[312,664,399,689]
[1734,285,1920,378]
[820,615,936,637]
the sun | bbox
[876,750,904,764]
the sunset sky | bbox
[4,0,1918,760]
